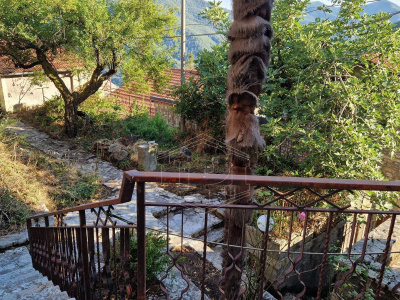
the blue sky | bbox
[219,0,400,10]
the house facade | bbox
[0,57,116,112]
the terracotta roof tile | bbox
[109,68,199,117]
[0,54,83,75]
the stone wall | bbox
[382,150,400,181]
[247,219,346,297]
[154,101,180,127]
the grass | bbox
[0,118,111,236]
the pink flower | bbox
[299,212,306,220]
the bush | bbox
[115,230,170,286]
[19,94,176,149]
[123,113,176,147]
[173,43,229,140]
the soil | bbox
[145,246,222,300]
[158,183,226,200]
[172,246,222,300]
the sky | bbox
[219,0,400,10]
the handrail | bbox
[27,170,400,220]
[126,170,400,191]
[26,197,121,220]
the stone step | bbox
[0,247,73,300]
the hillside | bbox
[304,0,400,23]
[364,0,400,23]
[159,0,224,66]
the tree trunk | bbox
[64,97,78,138]
[220,0,274,299]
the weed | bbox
[52,173,103,208]
[0,118,110,221]
[0,182,30,236]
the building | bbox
[108,69,197,127]
[0,57,117,112]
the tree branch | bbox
[35,48,72,101]
[14,61,41,69]
[74,58,117,106]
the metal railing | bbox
[27,170,400,299]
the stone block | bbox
[137,142,158,171]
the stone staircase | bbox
[0,247,70,300]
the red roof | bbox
[0,54,83,75]
[109,68,198,117]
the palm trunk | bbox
[220,0,274,298]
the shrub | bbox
[123,113,176,148]
[115,230,170,286]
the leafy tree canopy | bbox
[0,0,176,136]
[173,42,229,139]
[176,0,400,204]
[261,0,400,186]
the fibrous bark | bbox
[220,0,273,299]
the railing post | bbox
[26,218,34,266]
[44,216,53,281]
[137,181,146,300]
[119,173,136,203]
[79,210,91,300]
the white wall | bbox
[0,73,75,112]
[0,71,116,112]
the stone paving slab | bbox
[0,230,28,250]
[339,216,400,294]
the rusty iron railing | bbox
[27,171,400,299]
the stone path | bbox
[0,247,70,299]
[1,120,226,299]
[338,216,400,294]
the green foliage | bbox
[53,173,102,208]
[32,96,65,130]
[22,95,176,149]
[159,0,225,65]
[116,230,169,286]
[0,183,30,233]
[173,2,231,139]
[123,113,176,148]
[173,43,229,139]
[259,0,400,186]
[79,94,123,125]
[329,253,377,299]
[200,0,231,36]
[0,0,176,90]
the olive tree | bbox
[0,0,176,137]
